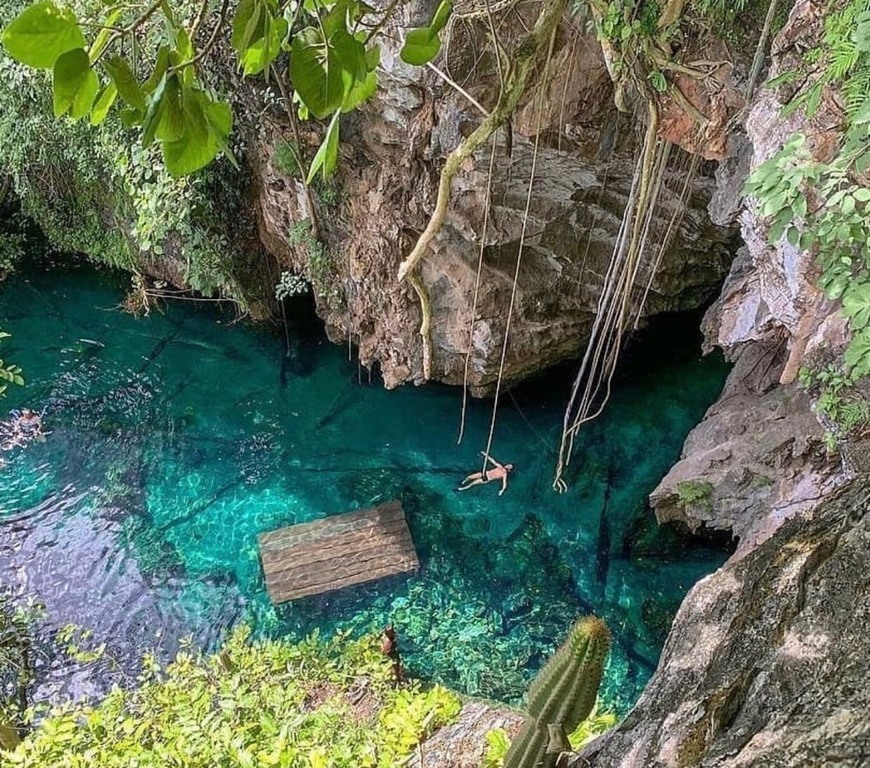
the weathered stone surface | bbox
[574,481,870,768]
[650,340,840,556]
[574,4,865,767]
[410,700,524,768]
[702,0,845,380]
[255,15,738,391]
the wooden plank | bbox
[258,500,418,604]
[260,521,413,573]
[265,544,418,592]
[258,500,405,550]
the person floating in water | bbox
[457,452,514,496]
[17,409,42,437]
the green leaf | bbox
[400,28,441,66]
[231,0,263,53]
[290,26,361,119]
[144,46,171,93]
[845,328,870,374]
[53,48,99,119]
[854,188,870,203]
[365,44,381,72]
[306,110,340,183]
[1,0,86,69]
[89,8,122,61]
[240,15,288,76]
[842,284,870,330]
[430,0,453,34]
[141,73,169,147]
[342,69,377,112]
[90,81,117,125]
[161,88,233,176]
[175,28,193,61]
[104,56,147,112]
[155,75,185,142]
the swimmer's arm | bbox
[480,451,502,469]
[499,475,508,496]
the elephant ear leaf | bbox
[53,47,99,119]
[2,0,85,68]
[400,0,452,65]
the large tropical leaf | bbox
[2,0,85,69]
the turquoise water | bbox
[0,260,730,711]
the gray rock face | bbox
[576,2,866,767]
[409,701,524,768]
[255,17,737,391]
[575,482,870,768]
[650,340,839,556]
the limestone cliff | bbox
[253,6,737,390]
[570,2,870,765]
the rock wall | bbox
[649,0,854,555]
[569,2,870,766]
[254,9,738,390]
[578,481,870,768]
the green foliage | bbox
[0,233,25,277]
[692,0,750,24]
[400,0,453,66]
[567,700,619,748]
[0,597,43,735]
[482,728,512,768]
[799,364,870,449]
[274,140,302,178]
[483,701,616,768]
[1,0,84,69]
[503,617,612,768]
[0,2,254,305]
[0,332,24,398]
[288,219,337,301]
[1,626,461,767]
[1,1,234,176]
[314,175,343,207]
[744,0,870,382]
[0,0,411,180]
[675,479,713,511]
[275,270,308,299]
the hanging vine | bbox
[397,0,571,379]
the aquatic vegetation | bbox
[503,616,611,768]
[0,626,461,767]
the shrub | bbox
[1,626,461,767]
[675,480,714,511]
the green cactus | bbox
[503,616,611,768]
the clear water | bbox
[0,260,730,712]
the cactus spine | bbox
[503,616,611,768]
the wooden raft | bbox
[258,500,419,604]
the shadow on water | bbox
[0,260,734,711]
